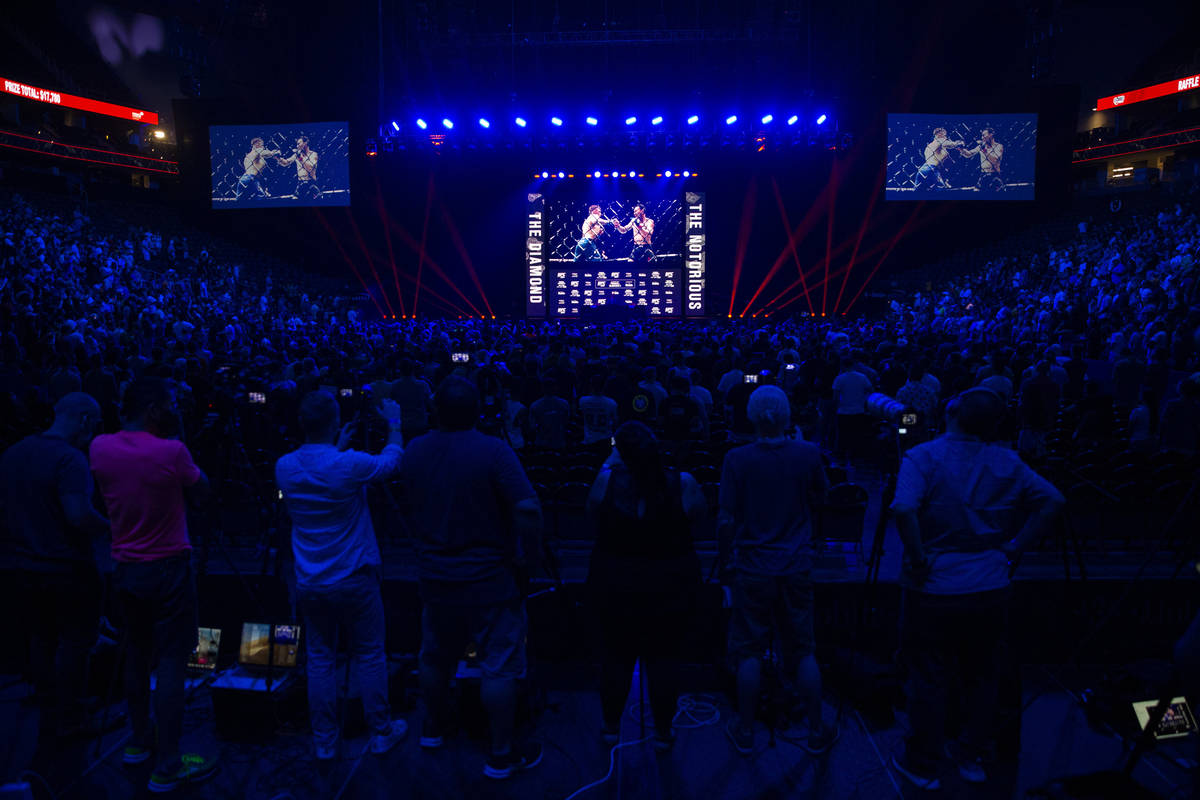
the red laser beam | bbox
[833,163,886,314]
[313,210,387,318]
[841,202,926,315]
[769,176,814,315]
[362,243,473,318]
[385,220,485,318]
[342,210,395,317]
[438,198,495,318]
[728,176,757,317]
[373,173,406,318]
[822,160,842,316]
[413,173,435,317]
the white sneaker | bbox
[369,720,409,755]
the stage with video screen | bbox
[886,113,1037,200]
[526,191,706,319]
[209,122,350,208]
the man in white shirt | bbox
[832,359,873,465]
[579,375,618,446]
[275,392,408,760]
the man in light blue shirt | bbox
[276,391,407,760]
[889,387,1063,790]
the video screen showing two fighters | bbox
[886,113,1037,201]
[209,122,350,208]
[547,199,684,264]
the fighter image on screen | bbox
[235,137,282,200]
[572,204,619,261]
[276,135,320,201]
[612,203,656,262]
[958,126,1006,193]
[913,127,965,190]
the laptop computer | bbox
[238,622,301,674]
[188,627,222,675]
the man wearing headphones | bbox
[889,387,1064,790]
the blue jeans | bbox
[914,163,948,189]
[298,569,390,746]
[573,236,603,261]
[115,555,197,773]
[235,173,266,199]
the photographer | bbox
[585,422,705,748]
[890,387,1064,790]
[89,378,217,793]
[399,377,544,780]
[275,391,408,760]
[719,385,835,756]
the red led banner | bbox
[1097,74,1200,111]
[1,77,158,125]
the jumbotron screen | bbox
[886,113,1037,201]
[209,122,350,208]
[525,190,707,318]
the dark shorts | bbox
[727,571,815,664]
[420,602,527,681]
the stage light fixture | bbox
[515,117,527,127]
[416,118,428,130]
[586,116,598,126]
[541,171,549,178]
[593,170,601,178]
[611,171,618,177]
[557,171,565,178]
[664,170,672,177]
[817,114,827,125]
[479,118,490,128]
[726,115,738,125]
[687,115,699,125]
[625,116,637,126]
[442,118,454,129]
[651,116,663,125]
[390,121,400,132]
[787,115,799,126]
[683,170,690,177]
[761,114,774,124]
[551,116,563,126]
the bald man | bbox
[0,392,108,737]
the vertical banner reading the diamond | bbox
[526,193,546,318]
[684,191,706,317]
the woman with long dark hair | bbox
[585,421,705,748]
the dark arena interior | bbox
[3,1,1200,798]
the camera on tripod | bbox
[865,393,921,436]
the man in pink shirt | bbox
[90,378,217,793]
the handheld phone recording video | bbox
[451,352,470,364]
[248,392,266,405]
[744,374,759,384]
[339,388,354,398]
[785,363,798,372]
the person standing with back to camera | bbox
[889,387,1064,791]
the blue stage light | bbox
[442,118,453,130]
[682,170,690,177]
[586,116,598,126]
[415,118,427,130]
[515,117,527,127]
[390,121,400,131]
[625,116,637,126]
[725,115,738,125]
[541,171,549,178]
[551,116,563,126]
[664,170,672,177]
[787,115,799,126]
[557,171,565,178]
[816,114,827,125]
[478,118,490,128]
[687,115,699,125]
[611,171,618,177]
[593,171,601,178]
[761,114,774,124]
[651,116,663,125]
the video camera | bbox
[865,393,921,436]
